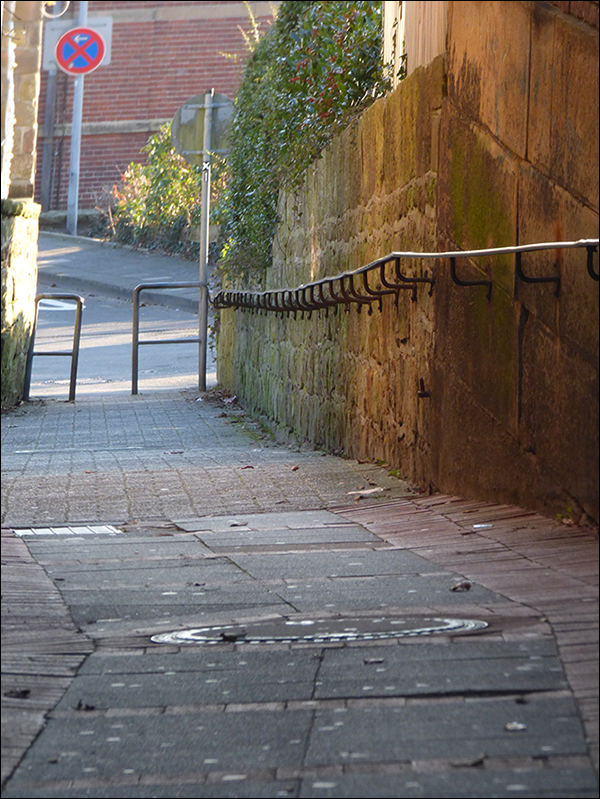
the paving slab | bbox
[231,549,442,579]
[7,709,315,783]
[298,768,600,798]
[268,572,512,613]
[304,695,588,764]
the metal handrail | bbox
[132,281,201,395]
[213,239,599,313]
[23,294,85,402]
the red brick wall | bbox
[36,1,277,210]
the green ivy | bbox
[220,1,392,283]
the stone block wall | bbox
[433,0,599,521]
[217,2,599,523]
[2,0,44,198]
[1,199,40,407]
[218,54,445,488]
[2,2,43,407]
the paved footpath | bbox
[1,233,598,797]
[2,389,598,798]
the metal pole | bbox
[23,298,40,402]
[40,67,58,211]
[198,88,213,392]
[132,286,141,395]
[66,0,88,235]
[67,298,84,401]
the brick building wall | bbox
[35,1,277,211]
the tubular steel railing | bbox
[213,240,599,316]
[24,294,85,402]
[132,281,201,395]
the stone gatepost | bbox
[1,1,44,406]
[1,197,40,407]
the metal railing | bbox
[23,294,85,402]
[132,281,201,395]
[213,239,599,316]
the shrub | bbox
[107,124,206,258]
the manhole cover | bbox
[151,616,488,646]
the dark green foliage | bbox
[104,3,392,269]
[220,1,391,283]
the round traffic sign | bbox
[171,93,233,165]
[55,27,106,75]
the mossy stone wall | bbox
[433,1,599,522]
[218,54,444,487]
[1,199,40,407]
[218,2,599,523]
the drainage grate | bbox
[151,615,488,646]
[13,525,123,537]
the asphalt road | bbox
[29,277,216,398]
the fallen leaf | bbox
[4,688,30,699]
[75,699,96,711]
[450,752,486,768]
[450,581,471,592]
[220,631,246,642]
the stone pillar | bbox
[1,198,41,407]
[3,1,44,198]
[1,2,43,406]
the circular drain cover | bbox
[151,616,488,646]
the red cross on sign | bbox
[55,27,106,75]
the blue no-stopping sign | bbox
[55,26,106,75]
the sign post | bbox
[197,89,213,393]
[53,2,109,235]
[41,16,111,212]
[171,91,233,392]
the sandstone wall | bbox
[433,0,599,521]
[1,199,40,407]
[1,1,44,198]
[217,2,599,523]
[218,54,444,488]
